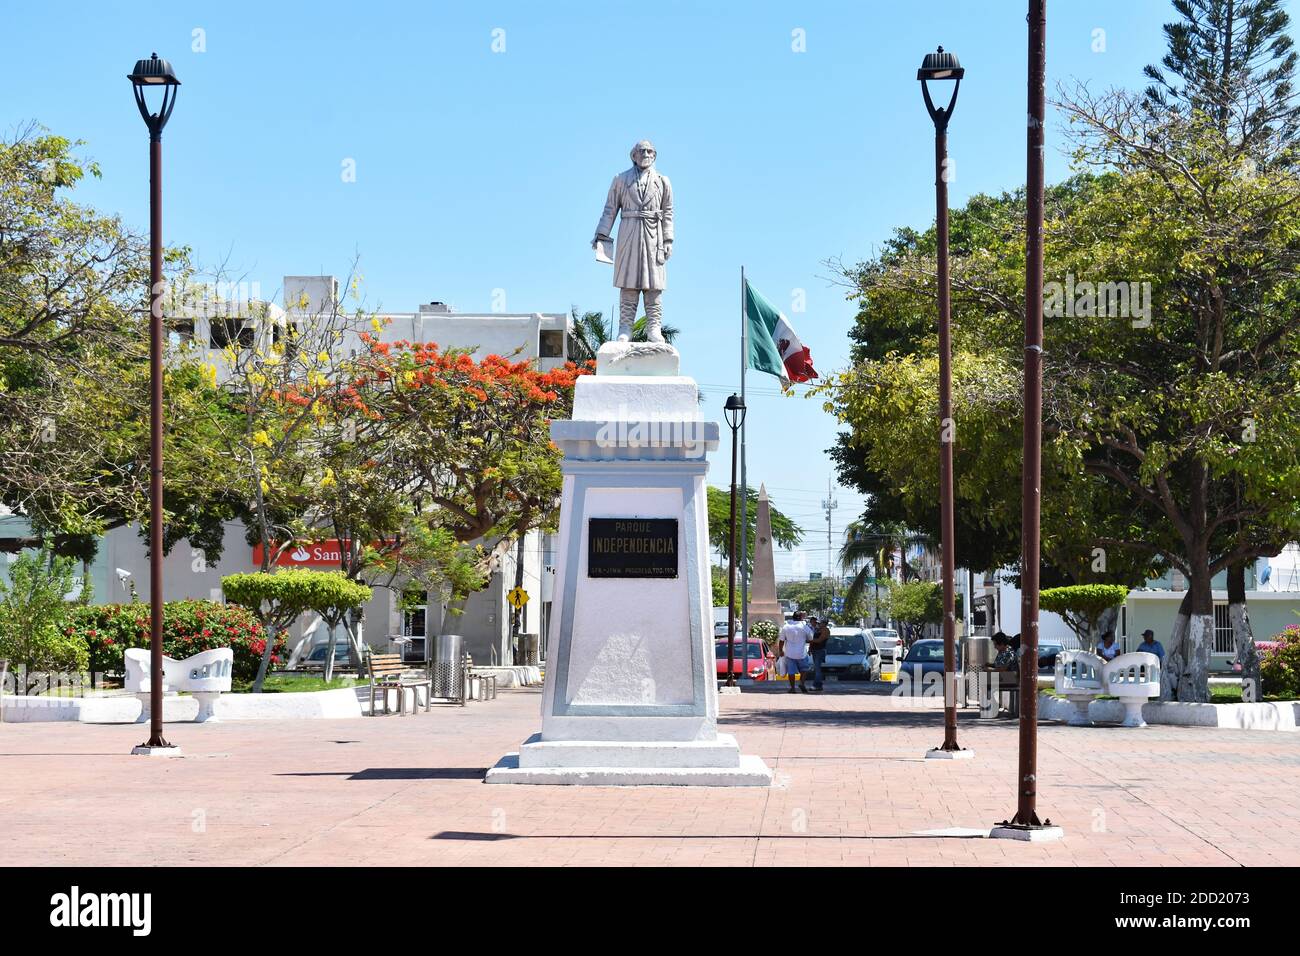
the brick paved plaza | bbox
[4,683,1297,868]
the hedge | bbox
[64,600,284,684]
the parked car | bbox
[713,606,731,639]
[870,628,904,662]
[715,639,773,680]
[821,627,880,681]
[299,642,357,670]
[1037,640,1064,673]
[897,638,962,696]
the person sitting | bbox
[990,633,1018,672]
[1135,628,1165,661]
[1096,630,1121,662]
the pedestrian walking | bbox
[808,615,830,691]
[778,612,812,694]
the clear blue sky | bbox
[6,0,1286,578]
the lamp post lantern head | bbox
[918,46,963,130]
[128,53,180,137]
[723,393,746,431]
[917,46,964,81]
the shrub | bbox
[1260,624,1300,699]
[750,620,779,644]
[64,600,283,684]
[0,548,89,692]
[1039,584,1129,646]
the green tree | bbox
[0,128,232,563]
[353,336,588,631]
[221,569,367,692]
[1144,0,1300,150]
[823,116,1300,701]
[1039,584,1130,651]
[1143,0,1300,685]
[838,519,925,624]
[0,547,88,694]
[706,485,802,572]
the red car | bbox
[715,639,774,681]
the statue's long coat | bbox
[595,166,674,291]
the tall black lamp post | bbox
[723,394,747,688]
[128,53,180,754]
[919,46,965,755]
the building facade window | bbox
[539,329,565,358]
[1213,602,1234,654]
[210,319,254,349]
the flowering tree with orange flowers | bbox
[350,335,590,626]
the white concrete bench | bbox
[472,665,542,688]
[1055,650,1105,726]
[124,647,234,723]
[1054,649,1160,727]
[1105,652,1162,727]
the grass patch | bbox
[232,674,358,694]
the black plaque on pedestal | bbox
[587,518,679,578]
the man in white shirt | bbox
[779,612,813,695]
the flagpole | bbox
[739,266,750,680]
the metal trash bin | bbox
[963,635,992,711]
[431,634,465,704]
[517,633,540,667]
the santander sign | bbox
[252,540,357,568]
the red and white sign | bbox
[253,540,355,568]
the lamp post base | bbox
[925,746,975,760]
[989,821,1064,842]
[131,744,183,757]
[718,684,742,695]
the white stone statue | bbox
[592,140,674,343]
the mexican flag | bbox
[744,280,818,384]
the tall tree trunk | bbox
[252,621,277,693]
[1166,559,1214,702]
[345,608,367,680]
[1227,561,1261,700]
[1098,605,1120,647]
[1162,591,1192,701]
[323,621,338,683]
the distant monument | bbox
[485,148,770,786]
[746,484,785,630]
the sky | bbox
[6,0,1288,580]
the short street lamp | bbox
[723,394,747,688]
[128,53,180,755]
[919,46,966,756]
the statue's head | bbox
[630,140,656,170]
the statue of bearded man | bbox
[592,140,674,342]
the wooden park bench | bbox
[368,653,432,716]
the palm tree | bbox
[839,519,926,625]
[567,307,680,363]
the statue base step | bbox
[595,341,680,377]
[485,754,772,787]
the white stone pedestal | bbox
[486,353,771,787]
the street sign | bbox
[507,587,530,609]
[831,597,845,612]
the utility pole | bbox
[822,475,838,617]
[993,0,1060,840]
